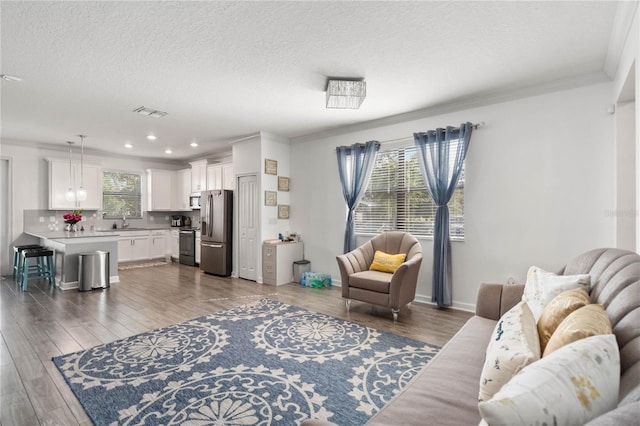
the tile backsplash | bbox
[23,209,200,233]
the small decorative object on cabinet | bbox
[265,191,277,206]
[264,158,277,175]
[278,204,290,219]
[278,176,289,191]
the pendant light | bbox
[64,141,76,202]
[76,134,87,201]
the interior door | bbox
[238,174,257,281]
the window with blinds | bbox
[354,146,465,238]
[102,171,142,218]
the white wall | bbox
[290,82,616,311]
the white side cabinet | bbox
[48,158,102,210]
[118,232,150,262]
[146,169,174,211]
[262,242,304,285]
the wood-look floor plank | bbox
[0,390,40,426]
[1,262,472,425]
[43,361,92,425]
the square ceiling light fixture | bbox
[326,79,366,109]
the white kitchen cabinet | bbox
[146,169,173,211]
[262,242,304,285]
[206,162,234,190]
[195,230,201,264]
[118,232,150,262]
[48,158,102,210]
[222,163,234,190]
[150,231,167,259]
[173,169,191,211]
[170,229,179,260]
[206,164,223,190]
[190,160,207,193]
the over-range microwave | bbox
[189,194,201,209]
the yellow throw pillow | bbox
[543,304,612,357]
[369,251,407,273]
[537,288,591,352]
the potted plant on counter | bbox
[63,209,83,232]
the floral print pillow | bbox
[479,334,619,425]
[478,301,540,402]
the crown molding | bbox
[604,0,639,78]
[290,72,610,144]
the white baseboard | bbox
[57,274,119,291]
[413,294,475,313]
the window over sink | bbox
[103,170,142,219]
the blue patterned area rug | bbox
[53,299,439,425]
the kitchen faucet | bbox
[122,212,129,228]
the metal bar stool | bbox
[12,244,43,278]
[20,248,55,290]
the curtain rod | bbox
[377,121,485,146]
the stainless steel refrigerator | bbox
[200,189,233,276]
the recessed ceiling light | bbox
[190,142,198,147]
[165,149,172,154]
[147,135,157,141]
[124,143,133,149]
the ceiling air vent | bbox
[133,106,168,118]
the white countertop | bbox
[26,230,121,241]
[25,227,174,243]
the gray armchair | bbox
[336,231,423,320]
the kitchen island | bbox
[25,230,121,290]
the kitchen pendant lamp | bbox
[65,141,76,202]
[76,134,87,201]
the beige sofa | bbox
[304,248,640,425]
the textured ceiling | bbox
[0,1,620,161]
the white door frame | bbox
[1,156,13,276]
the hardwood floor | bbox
[0,262,472,425]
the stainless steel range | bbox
[179,229,196,266]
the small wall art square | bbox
[278,176,290,192]
[265,191,277,206]
[265,159,277,175]
[278,204,290,219]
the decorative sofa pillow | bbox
[537,288,591,352]
[478,301,540,403]
[522,266,591,321]
[369,251,407,273]
[479,334,620,426]
[543,303,612,357]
